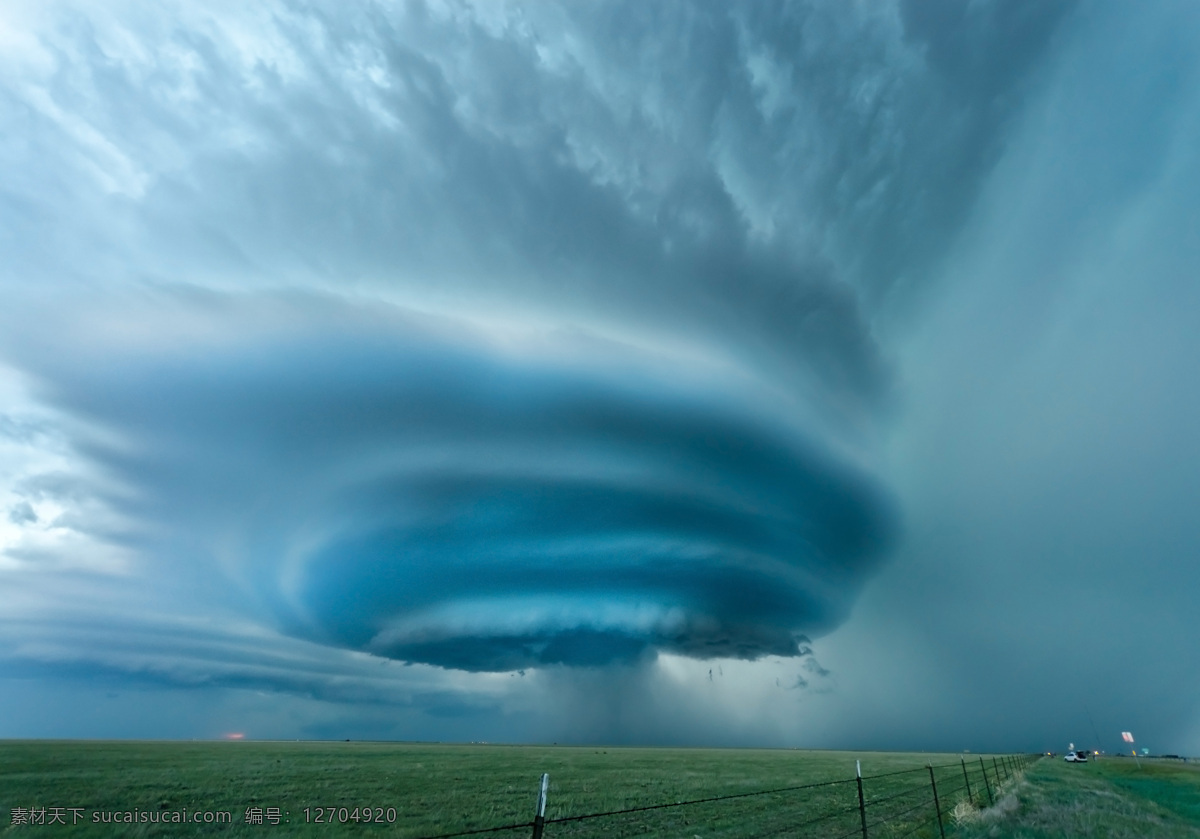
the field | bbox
[2,741,1028,838]
[953,755,1200,839]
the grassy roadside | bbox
[952,757,1200,838]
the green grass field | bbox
[952,756,1200,839]
[0,741,1031,838]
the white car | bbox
[1064,750,1089,762]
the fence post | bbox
[856,759,868,839]
[961,757,973,805]
[532,773,548,839]
[993,756,1003,783]
[927,766,946,839]
[979,757,993,806]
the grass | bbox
[0,740,1027,838]
[952,756,1200,839]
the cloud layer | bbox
[4,0,1200,754]
[4,291,894,672]
[1,0,919,688]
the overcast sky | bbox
[2,0,1198,756]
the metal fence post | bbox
[961,757,973,805]
[993,756,1002,783]
[532,773,548,839]
[927,766,946,839]
[979,757,993,806]
[856,759,868,839]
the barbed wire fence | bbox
[414,753,1040,839]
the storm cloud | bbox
[2,0,1199,753]
[4,291,894,672]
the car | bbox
[1064,750,1089,763]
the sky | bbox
[1,0,1198,756]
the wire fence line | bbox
[415,753,1041,839]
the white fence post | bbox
[531,773,549,839]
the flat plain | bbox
[0,741,1030,838]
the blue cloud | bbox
[10,293,895,671]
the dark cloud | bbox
[3,0,1198,753]
[899,0,1076,98]
[0,606,491,712]
[0,0,975,423]
[8,501,37,525]
[6,293,894,672]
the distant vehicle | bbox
[1064,750,1089,763]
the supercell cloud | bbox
[3,0,1200,751]
[5,292,893,672]
[1,0,910,690]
